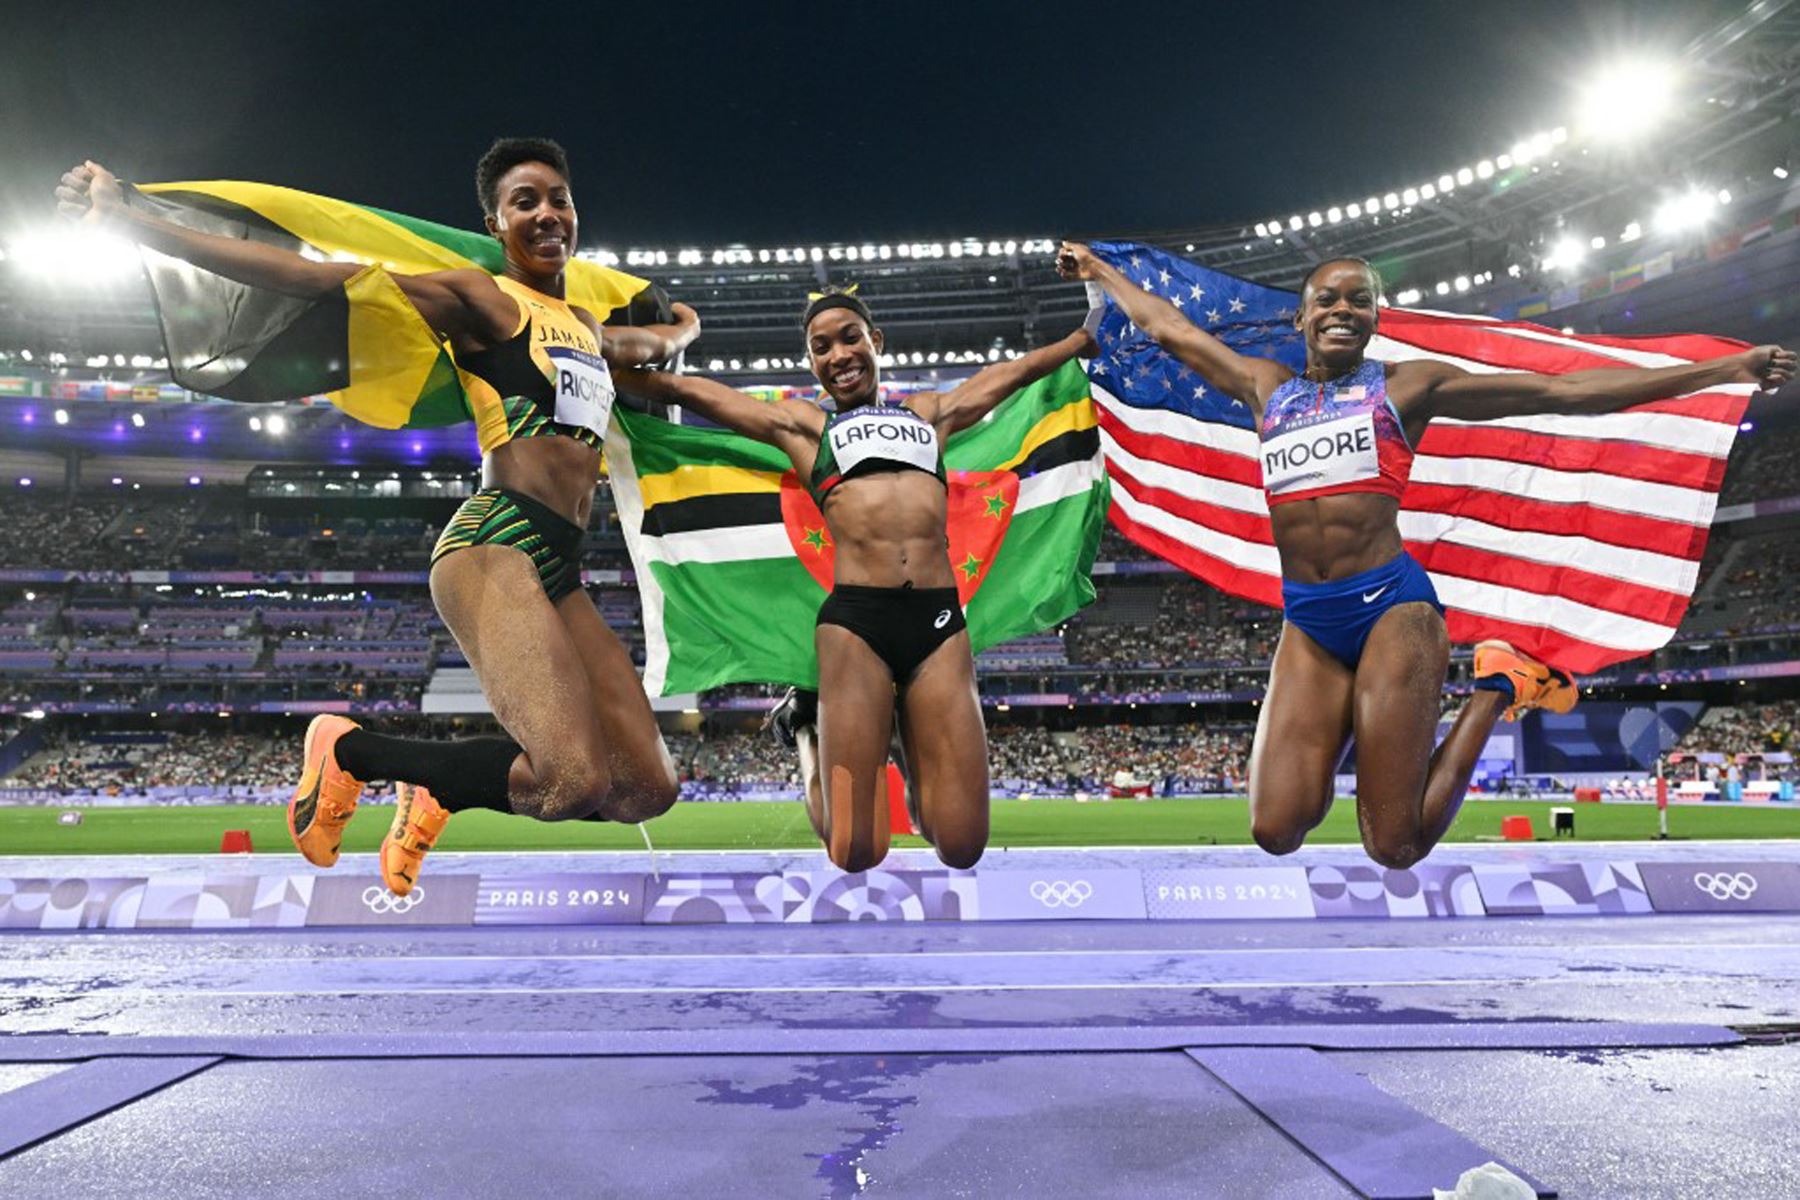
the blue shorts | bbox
[1280,551,1443,670]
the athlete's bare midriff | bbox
[1269,492,1407,584]
[822,469,955,590]
[483,436,601,530]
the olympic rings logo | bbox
[362,886,426,915]
[1692,872,1758,902]
[1030,880,1094,909]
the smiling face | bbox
[1298,259,1380,372]
[806,308,884,408]
[485,160,577,279]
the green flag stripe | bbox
[616,409,792,475]
[354,202,508,271]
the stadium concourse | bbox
[7,6,1800,1196]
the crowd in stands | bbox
[6,728,298,793]
[1671,700,1800,762]
[1719,426,1800,507]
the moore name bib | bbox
[1261,410,1379,496]
[827,408,940,476]
[547,347,617,437]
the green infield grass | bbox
[2,796,1798,857]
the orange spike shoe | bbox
[1473,640,1579,722]
[288,715,365,868]
[380,781,451,897]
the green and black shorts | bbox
[430,487,585,603]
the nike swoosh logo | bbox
[292,756,325,833]
[1361,586,1389,604]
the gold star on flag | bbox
[982,491,1010,519]
[957,552,984,581]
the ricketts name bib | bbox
[1261,409,1379,496]
[547,347,617,437]
[827,407,940,476]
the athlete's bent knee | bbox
[526,761,612,822]
[1363,833,1426,871]
[1252,817,1308,857]
[599,774,679,825]
[828,840,883,874]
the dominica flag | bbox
[126,180,662,428]
[606,360,1109,693]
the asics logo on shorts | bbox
[934,609,952,629]
[363,885,426,915]
[1030,879,1094,908]
[1692,872,1758,901]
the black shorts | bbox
[816,584,967,683]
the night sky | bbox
[3,0,1732,247]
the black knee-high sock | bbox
[336,731,521,813]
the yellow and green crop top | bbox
[457,275,618,456]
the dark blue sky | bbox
[3,0,1730,245]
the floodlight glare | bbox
[1655,190,1716,233]
[1577,61,1677,141]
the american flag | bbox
[1087,241,1755,673]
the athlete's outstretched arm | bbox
[1057,241,1289,414]
[55,161,514,343]
[1412,345,1796,422]
[616,368,821,454]
[601,303,702,368]
[917,328,1096,436]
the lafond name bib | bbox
[547,347,616,437]
[1261,409,1379,496]
[827,408,940,476]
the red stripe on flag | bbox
[1105,459,1275,546]
[1405,539,1694,628]
[1106,505,1282,609]
[1401,484,1713,560]
[1095,402,1263,489]
[1442,609,1623,675]
[1414,426,1728,492]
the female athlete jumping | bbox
[1060,242,1794,867]
[622,289,1094,871]
[58,141,701,893]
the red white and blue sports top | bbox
[1258,358,1414,506]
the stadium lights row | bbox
[1252,128,1571,242]
[588,238,1062,271]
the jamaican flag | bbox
[606,361,1108,694]
[127,180,661,429]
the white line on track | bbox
[17,942,1800,966]
[0,974,1775,998]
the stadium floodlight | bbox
[266,414,288,436]
[1543,236,1586,271]
[111,477,122,485]
[1457,167,1475,186]
[1476,160,1494,180]
[1253,222,1267,237]
[1326,206,1342,224]
[1401,187,1419,205]
[53,408,69,425]
[1577,61,1675,141]
[1590,235,1607,250]
[1420,183,1437,200]
[1776,167,1791,180]
[1288,215,1304,231]
[248,416,262,432]
[1438,174,1455,192]
[1453,276,1470,292]
[1345,203,1362,219]
[1396,287,1422,305]
[1655,189,1716,233]
[130,412,145,427]
[187,475,201,486]
[1307,211,1322,228]
[1435,281,1451,295]
[1620,221,1642,242]
[1717,188,1731,204]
